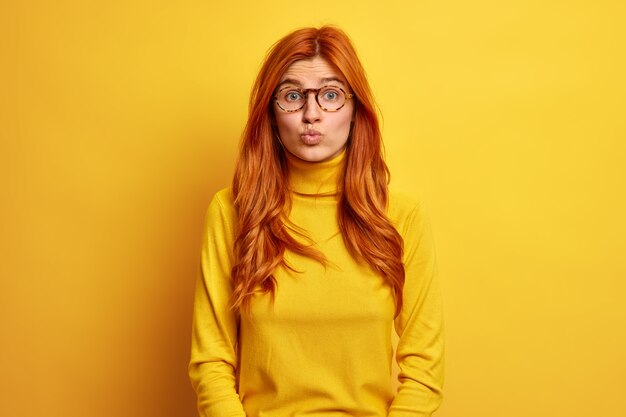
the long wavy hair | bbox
[231,26,405,317]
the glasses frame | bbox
[274,85,355,113]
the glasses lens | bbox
[277,88,305,112]
[318,86,346,111]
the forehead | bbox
[279,56,347,86]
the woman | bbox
[189,26,444,417]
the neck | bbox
[285,149,346,196]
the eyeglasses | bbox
[274,85,354,113]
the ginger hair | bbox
[231,26,405,317]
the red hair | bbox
[231,26,405,317]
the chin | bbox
[287,144,344,163]
[295,150,332,162]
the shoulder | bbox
[209,187,235,210]
[204,187,236,229]
[388,188,420,224]
[388,189,437,262]
[387,189,431,239]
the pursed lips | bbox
[301,129,322,145]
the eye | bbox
[283,90,304,102]
[321,88,341,101]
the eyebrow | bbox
[277,77,346,88]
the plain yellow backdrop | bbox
[2,1,625,416]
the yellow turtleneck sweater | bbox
[189,150,444,417]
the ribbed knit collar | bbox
[285,149,346,196]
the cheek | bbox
[338,104,355,130]
[334,114,354,134]
[275,114,298,134]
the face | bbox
[273,56,354,162]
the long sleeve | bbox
[188,190,246,417]
[388,200,445,417]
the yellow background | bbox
[2,1,625,416]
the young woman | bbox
[189,26,444,417]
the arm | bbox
[188,191,246,417]
[388,201,445,417]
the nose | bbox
[302,91,322,124]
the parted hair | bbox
[231,26,405,317]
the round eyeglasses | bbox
[274,85,355,113]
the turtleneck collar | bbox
[285,148,346,197]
